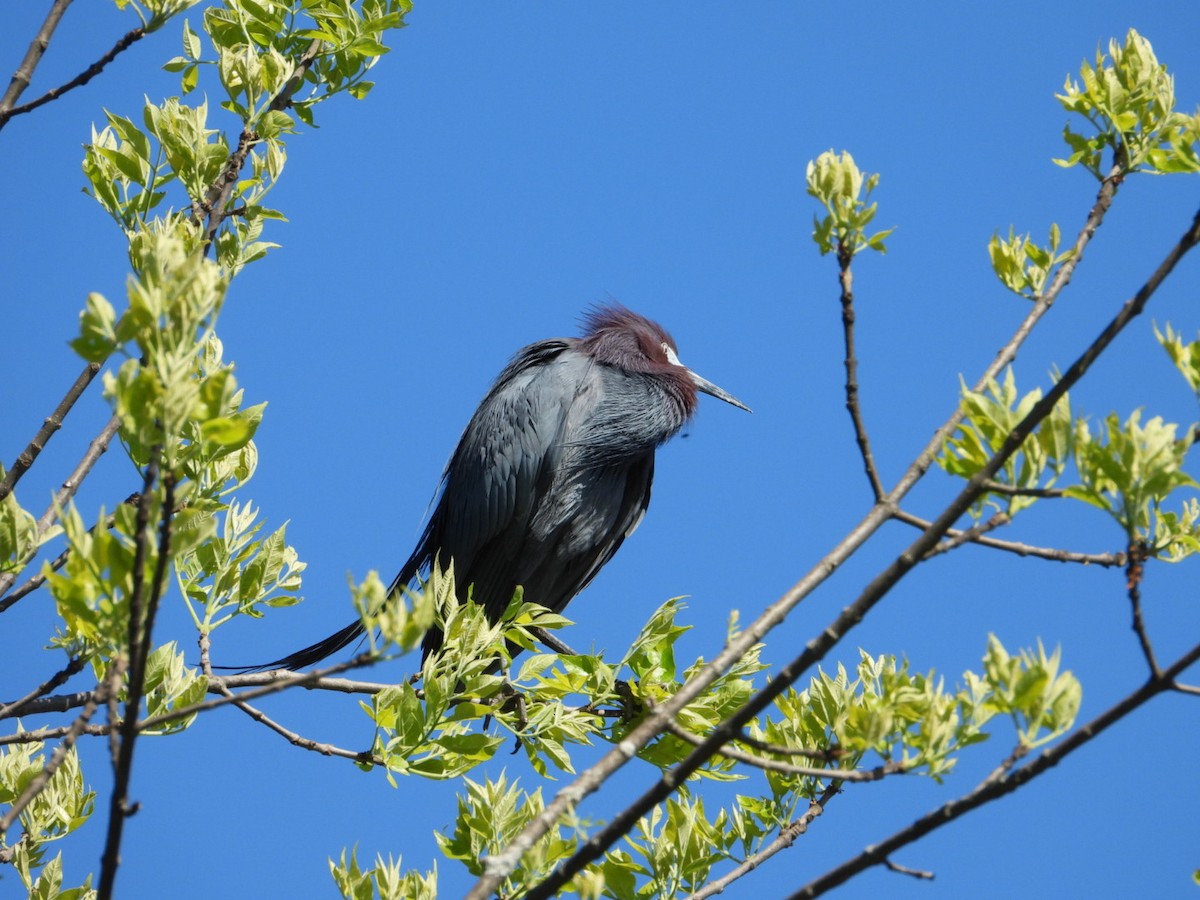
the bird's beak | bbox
[663,342,751,412]
[690,370,751,412]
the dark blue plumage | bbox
[255,306,748,670]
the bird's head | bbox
[580,305,751,415]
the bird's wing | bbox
[423,339,581,621]
[528,452,655,613]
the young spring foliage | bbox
[805,149,893,257]
[1054,28,1191,177]
[939,368,1073,518]
[988,223,1074,301]
[0,466,38,577]
[352,634,1080,899]
[0,741,95,898]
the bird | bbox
[250,305,749,671]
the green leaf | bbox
[182,18,201,60]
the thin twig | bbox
[921,511,1010,558]
[469,169,1131,900]
[837,243,885,501]
[787,639,1200,898]
[0,0,73,122]
[686,782,841,900]
[0,656,87,720]
[895,509,1126,567]
[1171,682,1200,697]
[663,719,908,782]
[514,200,1200,900]
[980,480,1066,499]
[0,656,386,730]
[883,859,935,881]
[212,680,380,764]
[0,362,101,504]
[1124,539,1159,677]
[0,415,121,599]
[0,24,147,131]
[0,722,110,746]
[734,732,845,762]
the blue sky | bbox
[3,3,1200,898]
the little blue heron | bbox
[253,305,748,670]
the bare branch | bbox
[980,480,1066,498]
[836,244,885,501]
[787,639,1200,898]
[0,362,101,504]
[686,783,840,900]
[99,460,162,900]
[1125,539,1160,676]
[0,656,87,720]
[921,511,1010,558]
[895,508,1127,567]
[0,721,110,746]
[0,0,73,123]
[98,461,172,900]
[0,23,148,131]
[1172,682,1200,697]
[212,679,380,764]
[883,858,935,881]
[0,656,390,727]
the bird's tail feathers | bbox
[219,620,367,673]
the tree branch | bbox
[836,243,885,501]
[883,858,935,881]
[787,639,1200,898]
[0,362,101,504]
[0,0,73,124]
[0,656,86,721]
[212,680,380,765]
[686,782,841,900]
[895,508,1127,567]
[1124,539,1159,676]
[733,732,846,763]
[920,510,1010,558]
[0,662,392,723]
[979,480,1066,498]
[0,22,148,131]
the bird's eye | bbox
[662,342,683,368]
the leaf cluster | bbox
[0,741,95,899]
[988,223,1074,300]
[805,149,894,257]
[939,368,1073,517]
[1055,28,1195,176]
